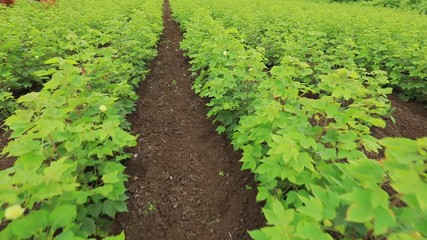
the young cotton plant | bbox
[0,61,134,239]
[175,1,267,133]
[233,58,422,239]
[0,0,163,237]
[200,0,427,103]
[170,1,426,239]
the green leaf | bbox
[256,186,270,202]
[216,125,226,134]
[360,135,381,153]
[373,207,396,235]
[318,147,336,161]
[248,229,269,240]
[16,151,45,169]
[111,200,128,213]
[55,231,86,240]
[346,203,374,223]
[296,152,315,172]
[370,189,389,209]
[10,210,49,239]
[102,200,115,217]
[103,231,126,240]
[297,196,323,221]
[264,199,294,227]
[300,137,317,150]
[295,220,333,240]
[102,171,121,184]
[80,217,96,235]
[48,204,77,229]
[388,233,419,240]
[87,203,103,218]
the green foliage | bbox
[329,0,427,14]
[0,0,163,238]
[0,91,15,118]
[170,0,427,239]
[1,61,132,239]
[0,0,162,120]
[200,0,427,103]
[173,1,267,134]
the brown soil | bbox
[113,2,264,239]
[373,94,427,139]
[0,128,14,170]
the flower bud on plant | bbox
[99,105,107,112]
[323,219,332,227]
[314,114,320,121]
[5,205,25,220]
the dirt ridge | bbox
[114,2,264,239]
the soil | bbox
[372,93,427,139]
[0,128,13,170]
[113,2,264,239]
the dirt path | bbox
[0,129,13,170]
[373,94,427,139]
[114,2,264,239]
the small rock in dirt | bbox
[128,184,138,193]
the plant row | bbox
[197,0,427,103]
[170,0,427,239]
[0,0,163,239]
[0,0,159,118]
[328,0,427,14]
